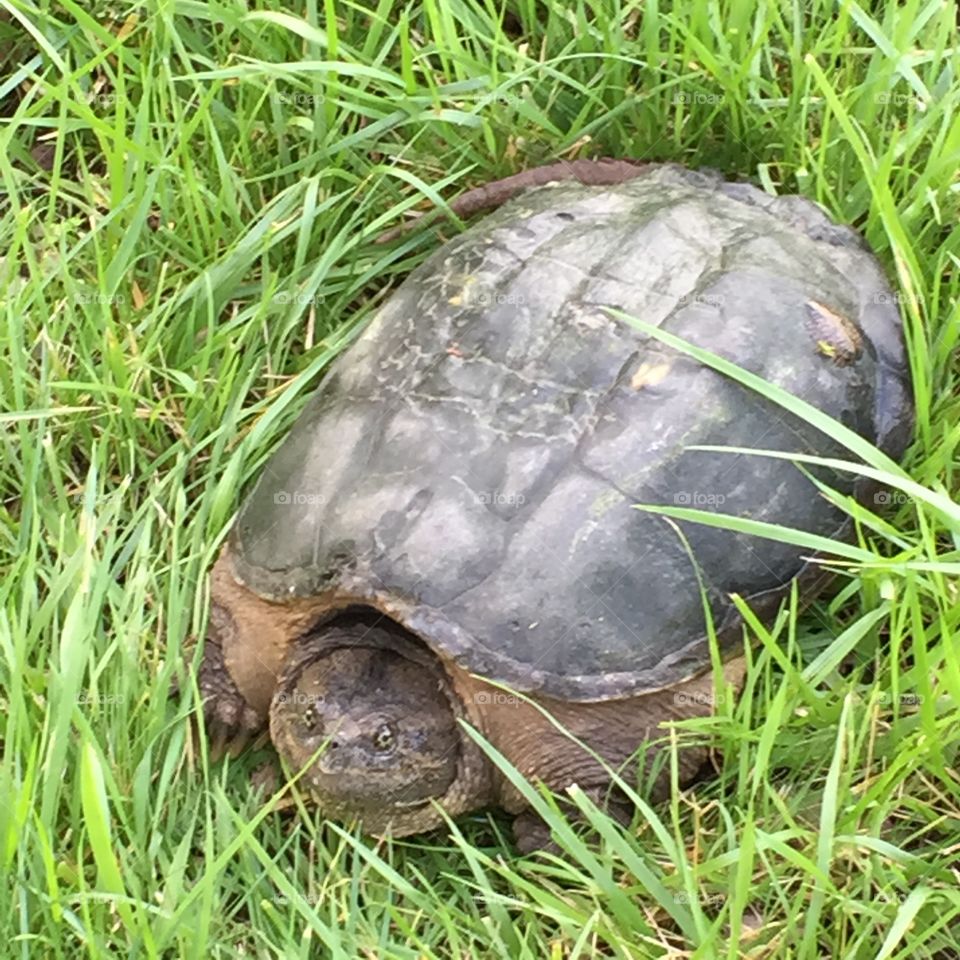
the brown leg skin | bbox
[194,603,264,758]
[451,656,748,856]
[507,727,722,855]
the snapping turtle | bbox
[198,162,912,850]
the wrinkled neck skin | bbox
[269,617,496,837]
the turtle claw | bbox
[512,810,559,855]
[513,790,634,856]
[205,719,255,763]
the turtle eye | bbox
[372,722,396,753]
[302,704,322,731]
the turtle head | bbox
[269,616,486,834]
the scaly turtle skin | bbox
[197,162,912,849]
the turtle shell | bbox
[228,163,912,701]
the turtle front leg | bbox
[194,602,264,757]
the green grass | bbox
[2,0,959,956]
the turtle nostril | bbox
[329,740,340,750]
